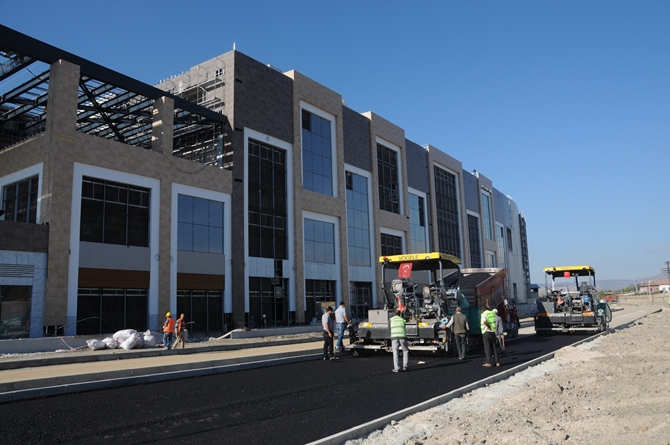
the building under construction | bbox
[0,25,531,338]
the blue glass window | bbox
[346,172,371,267]
[178,194,224,254]
[302,109,333,196]
[304,218,335,264]
[409,193,427,253]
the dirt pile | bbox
[347,307,670,445]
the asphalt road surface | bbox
[1,332,591,445]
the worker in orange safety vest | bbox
[162,312,175,350]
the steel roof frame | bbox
[1,25,225,153]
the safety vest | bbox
[480,310,496,334]
[176,318,185,333]
[389,315,406,339]
[163,318,175,333]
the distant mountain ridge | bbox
[598,274,667,291]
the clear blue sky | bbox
[3,1,669,284]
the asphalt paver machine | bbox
[351,252,461,355]
[535,265,612,334]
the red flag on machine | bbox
[398,262,413,278]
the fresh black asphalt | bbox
[0,332,589,445]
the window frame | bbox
[376,140,403,215]
[408,188,429,253]
[80,176,151,247]
[467,211,482,268]
[0,164,43,224]
[481,191,493,241]
[300,103,337,198]
[433,164,461,258]
[345,169,373,267]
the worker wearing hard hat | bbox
[162,312,175,350]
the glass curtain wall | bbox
[409,193,427,253]
[433,167,461,258]
[0,285,31,339]
[1,175,38,223]
[301,109,333,196]
[176,290,223,334]
[248,277,288,327]
[346,172,371,267]
[76,288,147,335]
[305,279,335,324]
[467,214,482,268]
[377,144,399,214]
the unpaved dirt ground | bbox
[346,302,670,445]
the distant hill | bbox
[598,274,667,291]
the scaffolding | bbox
[160,57,225,115]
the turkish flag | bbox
[398,262,413,278]
[563,271,570,279]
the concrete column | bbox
[46,60,79,136]
[151,96,174,153]
[44,60,80,333]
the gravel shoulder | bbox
[346,303,670,445]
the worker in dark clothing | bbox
[322,306,336,360]
[173,313,187,349]
[445,306,469,360]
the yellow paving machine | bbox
[535,265,612,334]
[352,252,461,354]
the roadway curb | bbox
[308,308,664,445]
[0,351,323,404]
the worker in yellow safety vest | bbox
[390,309,409,373]
[480,306,500,368]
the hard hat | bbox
[263,314,266,317]
[166,312,171,317]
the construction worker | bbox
[481,305,500,367]
[390,309,409,372]
[162,312,175,350]
[334,301,352,352]
[173,313,187,349]
[322,306,336,360]
[446,306,469,360]
[493,308,505,351]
